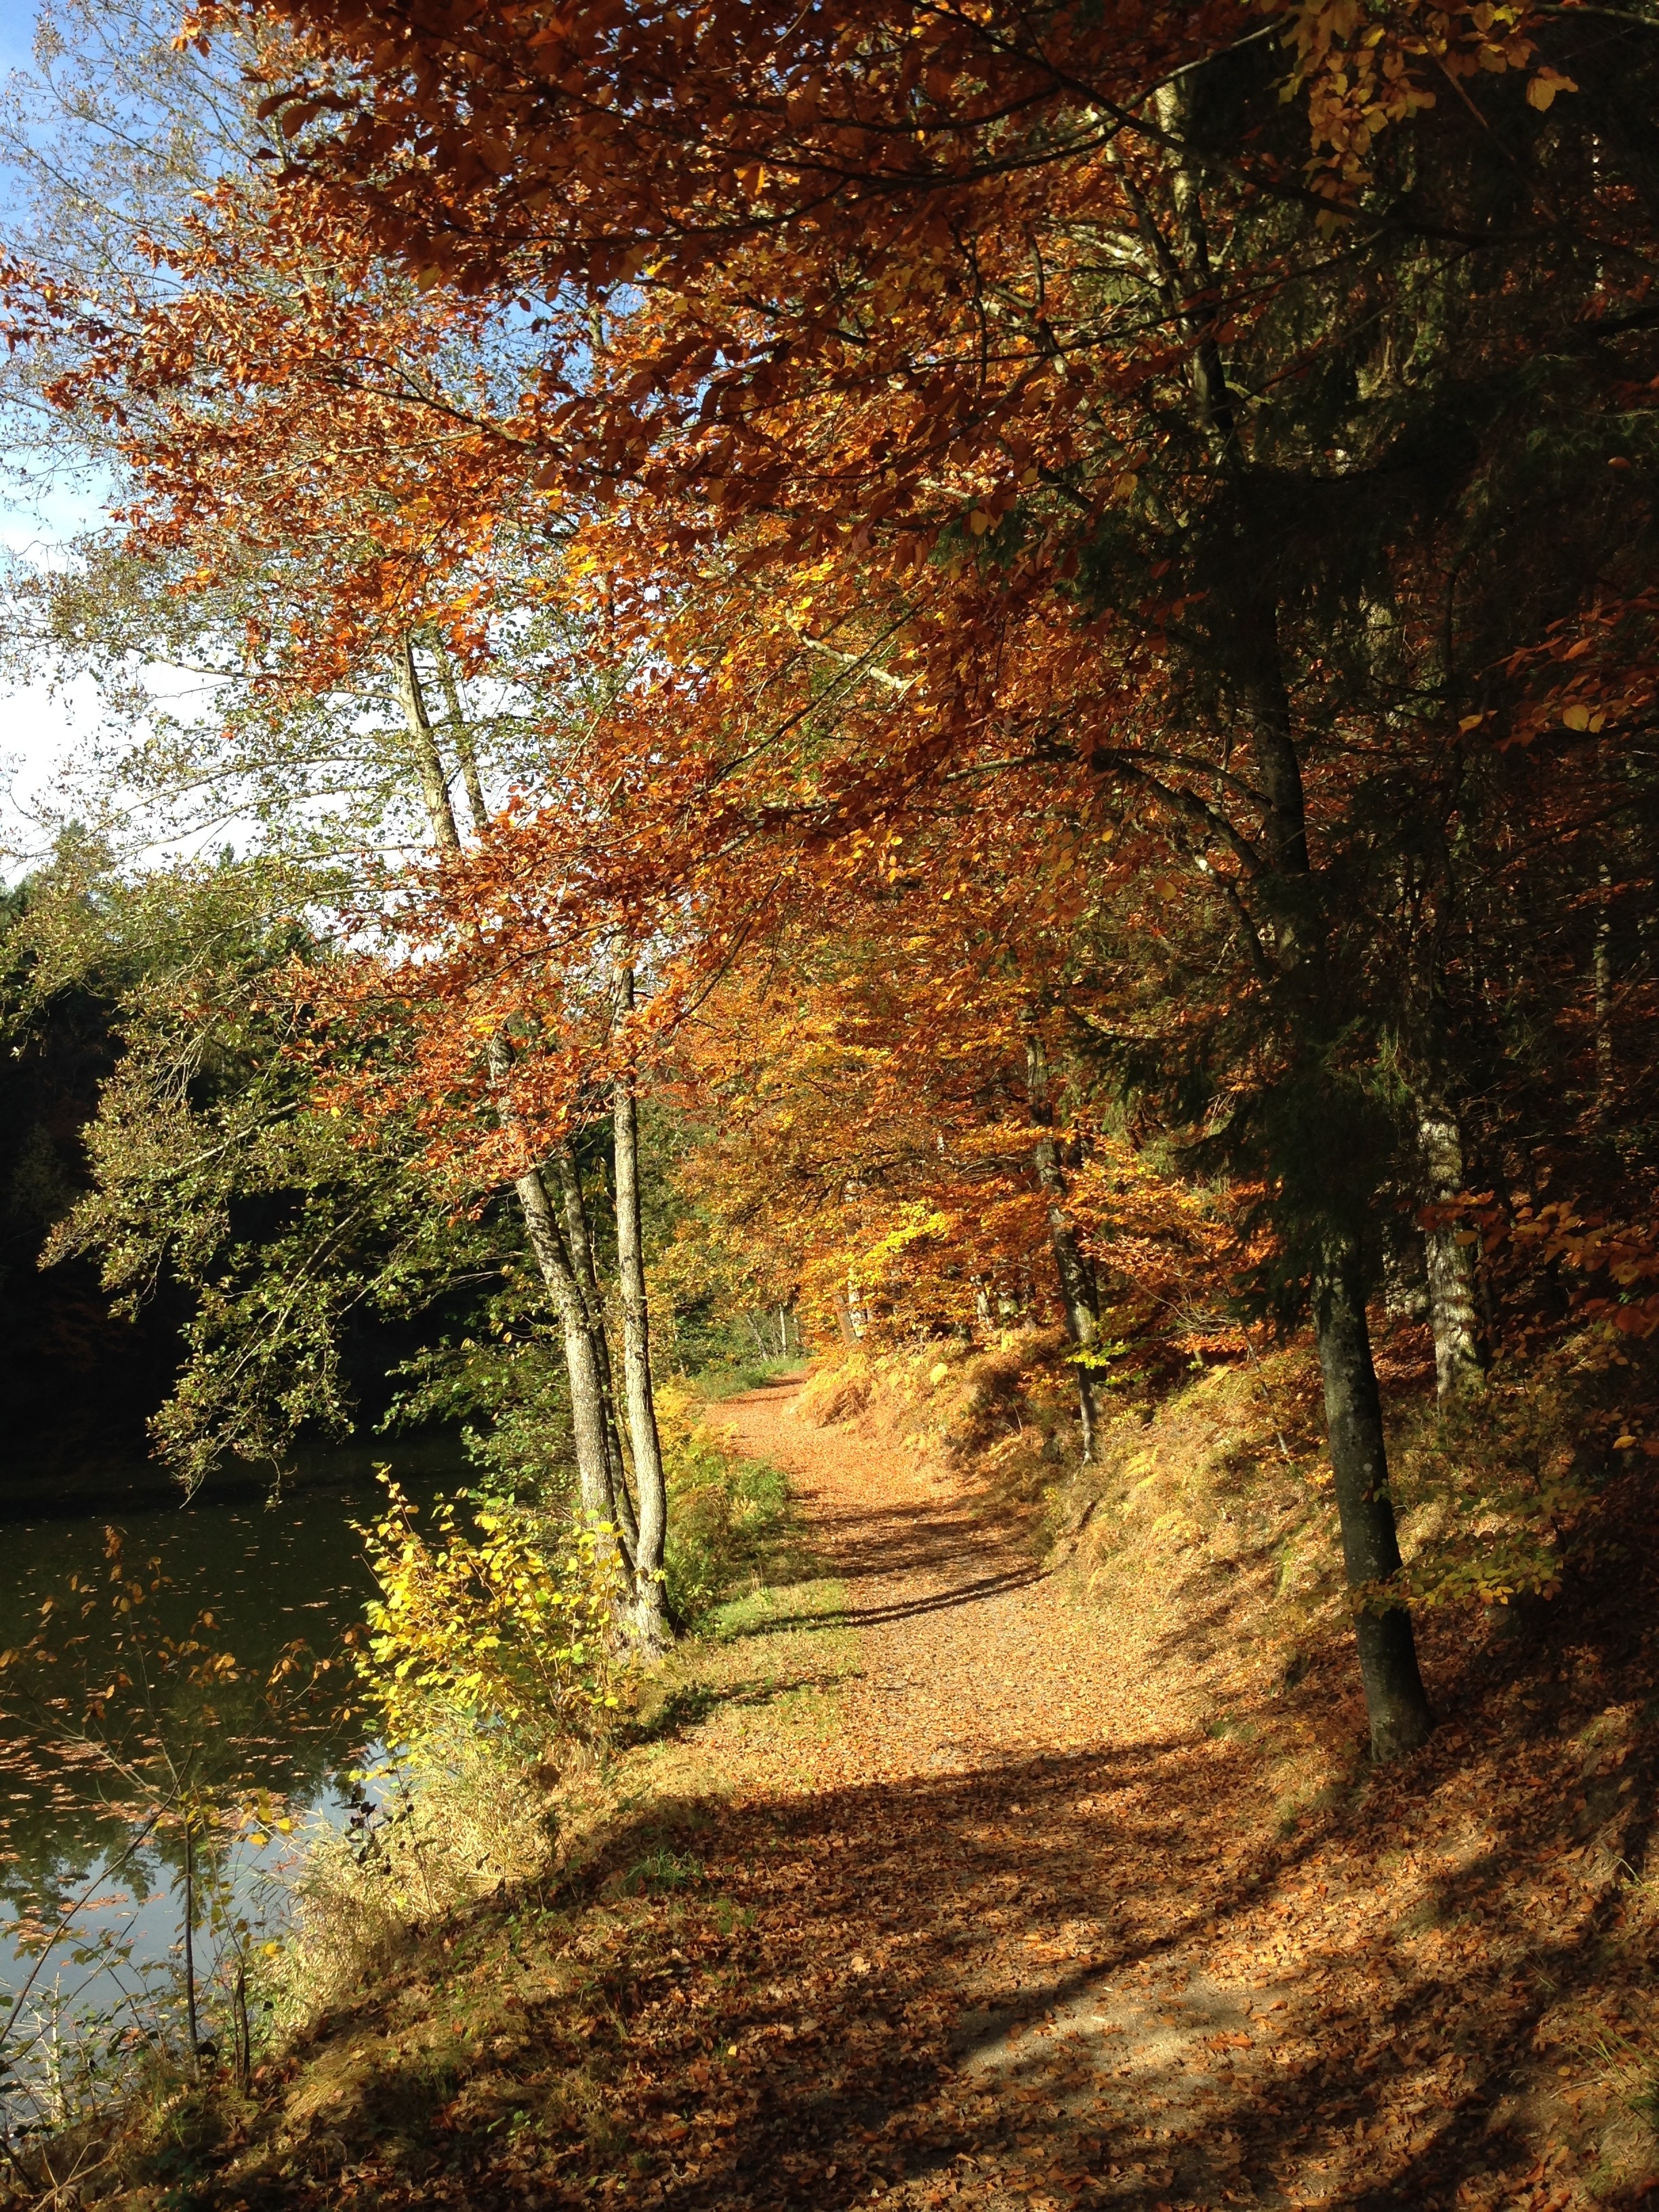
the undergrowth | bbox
[798,1317,1656,1631]
[657,1382,813,1626]
[266,1390,811,2026]
[0,1383,822,2209]
[688,1351,810,1402]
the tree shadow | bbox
[720,1559,1049,1638]
[626,1666,853,1747]
[192,1692,1659,2209]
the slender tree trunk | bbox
[549,1141,638,1555]
[613,967,670,1654]
[397,645,626,1534]
[1311,1233,1435,1762]
[1417,1099,1484,1404]
[428,632,491,836]
[182,1814,200,2068]
[1127,108,1420,1755]
[1595,859,1614,1120]
[1027,1038,1100,1461]
[500,1101,624,1534]
[396,636,462,850]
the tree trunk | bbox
[1417,1100,1485,1404]
[549,1141,638,1555]
[428,632,491,836]
[1027,1038,1100,1461]
[182,1813,200,2068]
[1311,1233,1435,1762]
[398,644,625,1535]
[1595,859,1614,1120]
[613,967,670,1655]
[504,1115,625,1535]
[396,636,462,851]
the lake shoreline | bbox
[0,1427,468,1523]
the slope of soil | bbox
[88,1372,1659,2211]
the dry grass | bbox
[268,1730,566,2030]
[33,1338,1659,2211]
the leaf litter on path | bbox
[119,1376,1659,2211]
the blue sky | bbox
[0,0,115,859]
[0,0,35,70]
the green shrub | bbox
[656,1387,804,1627]
[692,1353,808,1401]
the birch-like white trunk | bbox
[613,967,668,1652]
[1417,1101,1484,1405]
[396,642,625,1532]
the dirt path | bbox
[687,1376,1296,2209]
[630,1376,1626,2212]
[186,1377,1650,2212]
[712,1376,1198,1784]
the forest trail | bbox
[709,1374,1202,1789]
[631,1376,1624,2212]
[681,1374,1307,2211]
[178,1378,1645,2212]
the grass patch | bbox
[619,1847,704,1894]
[657,1382,818,1628]
[690,1354,811,1402]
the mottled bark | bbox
[1311,1233,1435,1762]
[613,966,669,1655]
[396,636,461,851]
[550,1141,638,1555]
[1027,1040,1100,1462]
[1418,1101,1484,1404]
[429,635,490,837]
[501,1105,624,1535]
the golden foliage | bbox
[357,1482,623,1762]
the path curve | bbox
[657,1377,1598,2212]
[693,1378,1292,2209]
[714,1374,1200,1786]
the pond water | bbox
[0,1442,464,2114]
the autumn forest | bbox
[0,0,1657,2203]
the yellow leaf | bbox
[1561,703,1591,731]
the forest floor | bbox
[102,1372,1659,2211]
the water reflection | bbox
[0,1448,456,2040]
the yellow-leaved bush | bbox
[357,1481,624,1761]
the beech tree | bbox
[157,0,1657,1759]
[0,7,676,1646]
[6,0,1655,1742]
